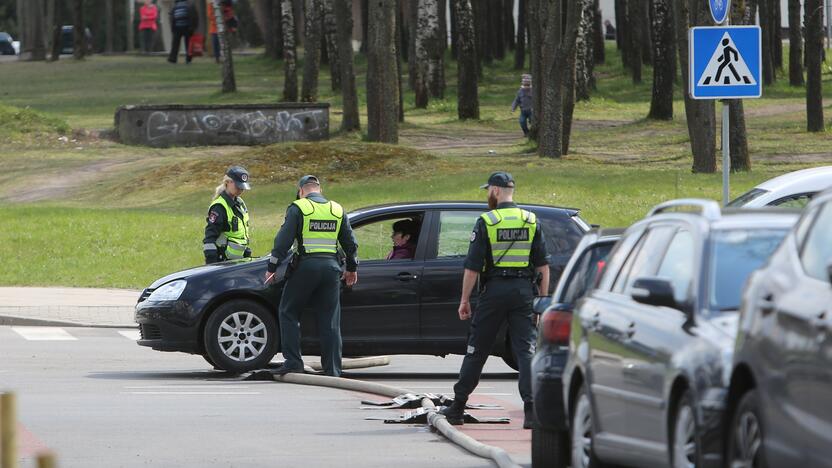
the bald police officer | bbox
[265,175,359,377]
[440,172,550,429]
[204,166,252,264]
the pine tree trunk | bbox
[615,0,626,53]
[450,0,458,58]
[213,0,237,92]
[562,42,577,154]
[772,0,783,70]
[575,0,591,101]
[301,0,323,101]
[493,0,505,60]
[22,0,47,61]
[282,0,299,101]
[335,0,360,130]
[526,0,543,140]
[648,0,673,120]
[453,0,479,119]
[367,0,399,142]
[641,0,653,65]
[264,0,277,58]
[619,0,631,67]
[427,0,445,98]
[675,0,716,173]
[506,0,515,50]
[408,0,418,89]
[514,0,526,69]
[105,0,114,53]
[414,0,434,108]
[592,0,605,64]
[49,0,62,61]
[727,0,751,172]
[476,0,493,64]
[73,0,85,60]
[629,0,643,82]
[759,0,775,84]
[361,0,369,53]
[788,0,804,86]
[396,0,405,122]
[323,0,341,91]
[804,0,825,132]
[439,0,448,52]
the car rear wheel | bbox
[571,383,609,468]
[203,299,278,374]
[671,390,702,468]
[532,426,568,468]
[728,389,767,468]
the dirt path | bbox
[5,158,142,203]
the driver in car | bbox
[387,219,417,260]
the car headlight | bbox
[147,280,187,302]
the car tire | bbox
[203,299,279,374]
[670,390,703,468]
[571,383,610,468]
[727,389,768,468]
[532,426,568,468]
[202,353,220,370]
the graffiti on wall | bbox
[145,109,327,141]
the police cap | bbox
[480,171,515,189]
[298,175,321,188]
[226,166,251,190]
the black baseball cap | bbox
[226,166,251,190]
[297,175,321,188]
[480,171,515,189]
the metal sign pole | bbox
[721,5,731,206]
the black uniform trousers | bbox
[453,277,536,404]
[278,256,343,377]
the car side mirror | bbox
[631,277,677,309]
[533,296,553,315]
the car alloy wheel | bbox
[203,299,278,374]
[672,395,697,468]
[572,383,608,468]
[217,311,268,362]
[729,390,766,468]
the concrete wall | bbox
[115,103,329,147]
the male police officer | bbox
[265,175,359,377]
[204,166,252,263]
[440,172,550,429]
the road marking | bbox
[124,391,262,395]
[12,327,77,341]
[406,386,493,390]
[118,330,141,340]
[124,385,257,389]
[472,393,512,396]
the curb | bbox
[0,315,136,329]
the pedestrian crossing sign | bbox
[690,26,762,99]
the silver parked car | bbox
[729,166,832,208]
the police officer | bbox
[203,166,252,264]
[265,175,359,377]
[440,172,550,429]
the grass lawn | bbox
[1,43,831,288]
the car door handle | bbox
[590,312,601,329]
[396,272,418,281]
[759,294,776,316]
[625,322,636,339]
[811,312,829,332]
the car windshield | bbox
[727,188,769,207]
[708,228,788,311]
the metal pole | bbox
[1,393,18,468]
[722,101,730,206]
[127,0,135,52]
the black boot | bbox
[439,400,466,425]
[523,402,536,429]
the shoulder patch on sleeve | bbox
[470,231,477,242]
[208,211,219,224]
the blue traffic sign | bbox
[709,0,731,24]
[689,26,762,99]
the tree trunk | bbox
[619,0,631,67]
[105,0,114,53]
[628,0,642,82]
[514,0,526,69]
[450,0,458,57]
[476,0,492,65]
[728,0,751,171]
[73,0,85,60]
[282,0,299,101]
[805,0,825,132]
[506,0,515,50]
[575,0,592,101]
[361,0,369,53]
[367,0,400,142]
[439,0,448,52]
[675,0,716,173]
[562,41,577,154]
[323,0,341,91]
[772,0,783,70]
[396,0,405,122]
[430,1,446,98]
[526,0,543,139]
[641,0,653,65]
[648,0,673,120]
[592,0,604,64]
[301,0,324,101]
[408,0,418,89]
[493,0,505,60]
[49,0,62,61]
[335,0,360,130]
[212,0,237,92]
[23,0,47,61]
[453,0,479,119]
[758,0,775,84]
[788,0,804,86]
[263,0,277,58]
[414,0,435,108]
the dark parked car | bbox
[725,189,832,468]
[531,228,622,468]
[136,201,589,373]
[0,32,15,55]
[60,26,93,55]
[562,199,797,468]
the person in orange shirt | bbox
[138,0,159,54]
[207,0,236,64]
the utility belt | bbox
[483,268,533,281]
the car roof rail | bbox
[647,198,722,221]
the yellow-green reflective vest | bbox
[293,198,344,254]
[211,195,251,259]
[480,207,537,268]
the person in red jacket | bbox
[138,0,159,54]
[207,0,237,63]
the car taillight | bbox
[541,310,572,345]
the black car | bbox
[725,189,832,468]
[60,26,93,55]
[136,201,589,373]
[531,228,622,468]
[562,199,797,468]
[0,32,15,55]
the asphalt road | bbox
[0,326,530,467]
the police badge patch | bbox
[208,211,219,223]
[470,231,477,242]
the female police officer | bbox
[203,166,252,264]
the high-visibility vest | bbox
[211,195,250,259]
[480,207,536,268]
[293,198,344,254]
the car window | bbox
[538,215,585,258]
[728,188,769,207]
[612,225,676,294]
[771,193,814,209]
[353,213,424,261]
[708,228,789,311]
[560,242,614,305]
[437,211,481,258]
[598,227,646,291]
[800,203,832,282]
[656,230,695,304]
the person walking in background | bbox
[138,0,159,54]
[167,0,198,64]
[511,75,533,137]
[207,0,238,64]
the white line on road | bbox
[124,391,262,395]
[12,327,77,341]
[472,393,513,396]
[118,330,141,340]
[124,385,257,389]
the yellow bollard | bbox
[1,392,18,468]
[36,452,56,468]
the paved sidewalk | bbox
[0,287,138,327]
